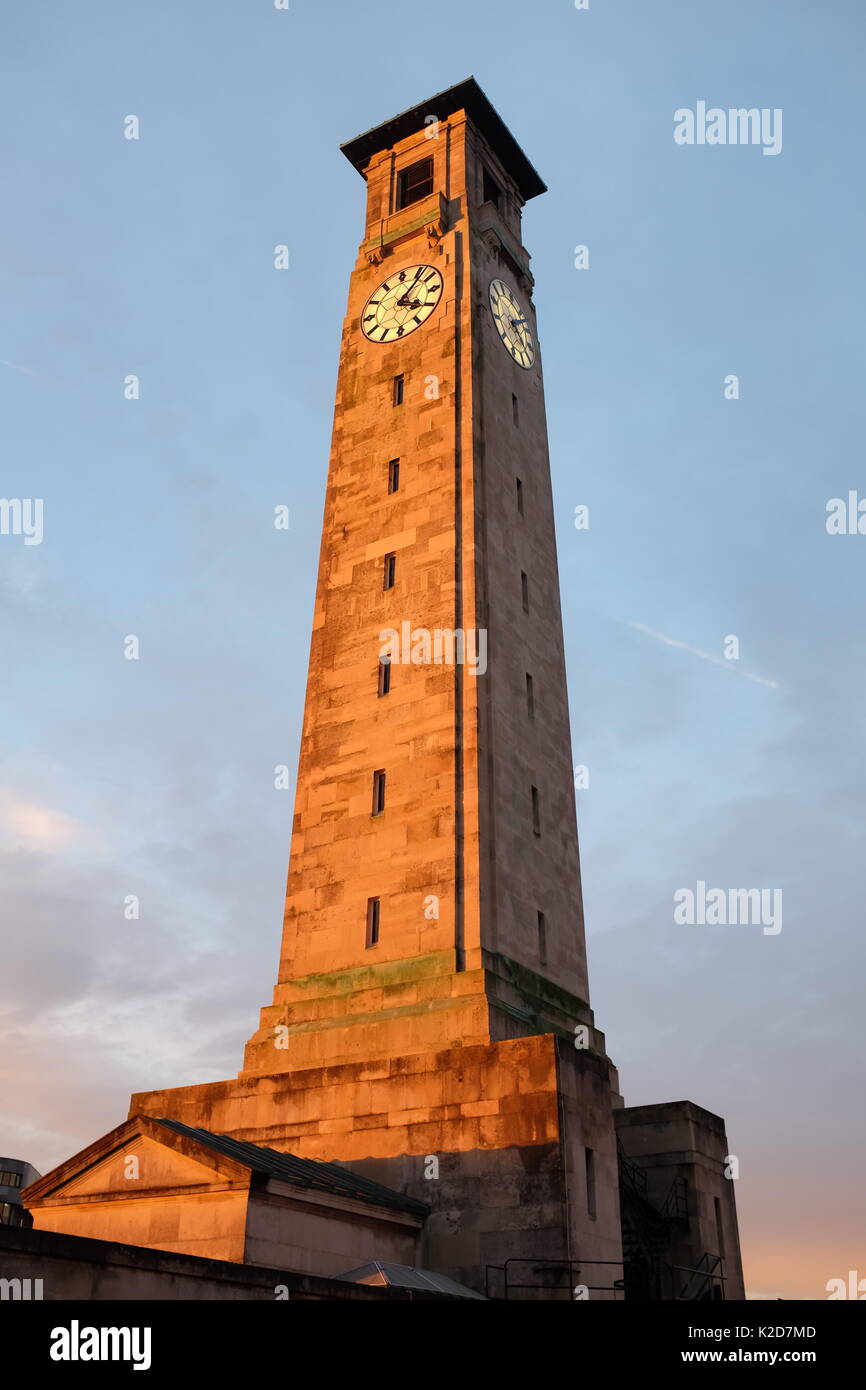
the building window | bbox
[393,374,404,406]
[378,658,391,697]
[372,770,386,816]
[388,459,400,494]
[531,784,541,835]
[384,553,396,589]
[526,672,534,719]
[537,910,547,965]
[512,393,519,426]
[521,571,529,612]
[366,897,381,948]
[397,156,434,210]
[0,1202,26,1227]
[516,477,524,515]
[0,1172,22,1188]
[714,1196,726,1256]
[483,167,502,208]
[585,1148,597,1220]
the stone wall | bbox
[615,1100,746,1299]
[133,1033,624,1296]
[0,1225,436,1301]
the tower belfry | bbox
[132,80,745,1298]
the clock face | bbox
[361,264,444,343]
[489,278,535,369]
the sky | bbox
[1,0,864,1301]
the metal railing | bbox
[664,1253,726,1301]
[485,1258,625,1301]
[486,1249,727,1301]
[661,1174,690,1224]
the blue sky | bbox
[1,0,864,1298]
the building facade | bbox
[25,80,745,1300]
[0,1157,40,1229]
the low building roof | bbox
[339,1260,487,1300]
[153,1118,429,1218]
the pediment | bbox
[56,1133,227,1197]
[25,1116,251,1206]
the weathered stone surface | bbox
[24,1116,423,1279]
[124,94,630,1293]
[132,1035,622,1294]
[230,96,595,1076]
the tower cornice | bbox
[340,76,547,202]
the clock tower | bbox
[132,80,745,1299]
[240,78,605,1074]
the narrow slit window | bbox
[585,1148,597,1220]
[526,672,534,719]
[516,477,524,515]
[521,570,529,612]
[537,910,547,965]
[483,167,502,208]
[393,374,404,406]
[378,658,391,697]
[531,784,541,835]
[714,1196,725,1256]
[372,770,386,816]
[388,459,400,494]
[397,156,434,210]
[384,553,396,590]
[366,897,380,948]
[512,393,519,426]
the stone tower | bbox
[132,80,745,1299]
[244,79,606,1081]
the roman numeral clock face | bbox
[489,278,536,368]
[361,264,443,342]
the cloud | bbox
[0,790,85,851]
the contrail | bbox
[624,621,779,688]
[0,358,39,377]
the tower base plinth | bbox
[130,1033,624,1295]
